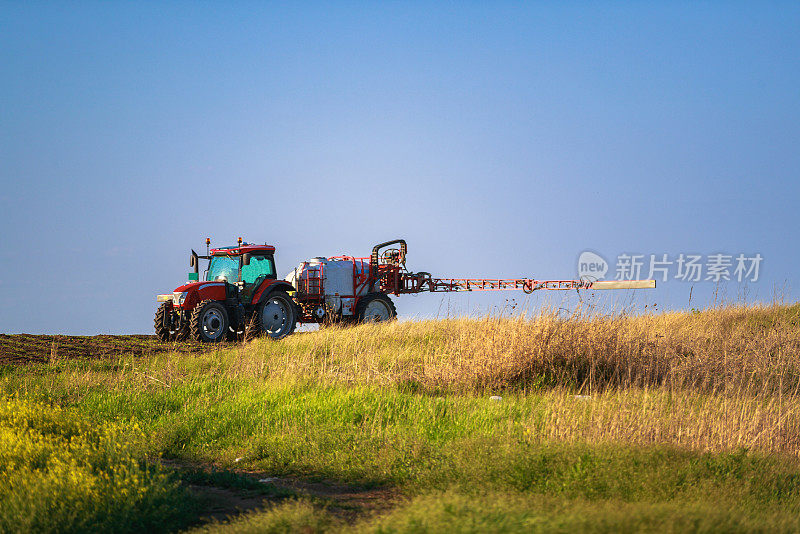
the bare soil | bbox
[0,334,207,364]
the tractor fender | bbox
[253,280,297,306]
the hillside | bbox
[2,304,800,533]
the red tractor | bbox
[155,238,655,342]
[155,238,404,342]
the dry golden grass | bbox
[528,388,800,458]
[226,302,800,395]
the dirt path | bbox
[242,474,399,520]
[164,459,400,524]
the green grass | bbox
[2,305,800,531]
[190,487,800,534]
[190,500,333,534]
[4,373,800,532]
[349,490,800,533]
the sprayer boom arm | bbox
[397,274,655,294]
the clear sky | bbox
[1,2,798,334]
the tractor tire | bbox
[355,293,397,324]
[154,302,173,342]
[256,290,297,340]
[174,320,189,342]
[226,306,246,342]
[190,300,230,343]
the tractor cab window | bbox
[207,256,239,284]
[241,255,275,286]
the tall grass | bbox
[220,303,800,396]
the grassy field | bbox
[1,303,800,532]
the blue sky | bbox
[1,2,798,334]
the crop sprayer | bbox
[155,238,656,342]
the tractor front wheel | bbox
[154,302,173,342]
[154,303,189,342]
[257,291,297,339]
[190,300,229,343]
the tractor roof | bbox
[210,244,275,256]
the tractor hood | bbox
[156,281,228,310]
[172,281,226,293]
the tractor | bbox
[155,238,404,342]
[155,238,655,342]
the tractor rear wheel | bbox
[257,291,297,339]
[190,300,229,343]
[355,293,397,323]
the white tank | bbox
[284,257,373,301]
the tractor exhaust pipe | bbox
[190,250,199,275]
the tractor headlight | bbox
[173,291,188,306]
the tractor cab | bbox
[206,244,277,303]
